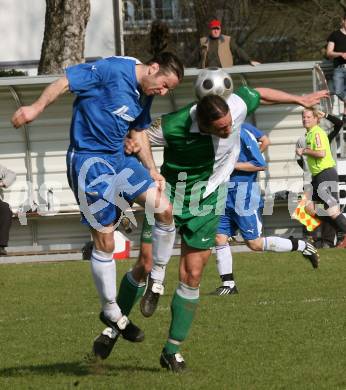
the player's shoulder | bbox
[104,55,140,64]
[101,56,139,71]
[226,92,247,112]
[164,102,195,120]
[162,102,195,130]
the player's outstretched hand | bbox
[11,106,40,128]
[299,90,329,108]
[149,169,166,191]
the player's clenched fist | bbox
[11,105,40,128]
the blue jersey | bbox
[241,122,264,140]
[65,56,153,156]
[226,125,266,211]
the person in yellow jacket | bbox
[199,19,260,68]
[296,109,346,247]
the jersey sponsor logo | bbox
[246,229,254,233]
[186,139,197,145]
[112,105,135,122]
[201,237,210,242]
[91,65,97,71]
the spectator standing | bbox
[199,19,260,68]
[0,164,16,256]
[326,14,346,121]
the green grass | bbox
[1,250,346,389]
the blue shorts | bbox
[67,150,154,229]
[217,207,263,241]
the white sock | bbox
[263,237,307,252]
[216,244,235,288]
[151,264,167,284]
[263,236,293,252]
[223,280,235,288]
[91,248,122,322]
[151,220,175,284]
[176,281,199,300]
[297,240,306,251]
[216,244,233,275]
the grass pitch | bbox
[0,249,346,389]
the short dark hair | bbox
[196,95,229,132]
[146,52,184,82]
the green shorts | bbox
[140,211,220,250]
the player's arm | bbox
[255,87,329,108]
[129,126,166,190]
[258,134,270,152]
[11,76,69,128]
[234,161,266,172]
[241,123,270,152]
[129,129,157,171]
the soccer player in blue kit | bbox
[11,53,184,343]
[213,122,319,296]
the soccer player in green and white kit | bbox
[93,69,328,372]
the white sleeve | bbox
[144,117,167,147]
[226,93,247,130]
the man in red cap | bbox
[199,19,260,68]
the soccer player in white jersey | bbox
[11,53,184,345]
[93,69,328,372]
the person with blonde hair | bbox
[296,108,346,247]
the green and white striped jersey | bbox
[145,86,260,202]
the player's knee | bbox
[94,237,115,253]
[215,234,228,246]
[186,268,203,285]
[247,239,263,251]
[101,242,115,253]
[155,203,173,224]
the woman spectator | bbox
[296,109,346,248]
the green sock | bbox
[164,291,199,354]
[116,272,145,316]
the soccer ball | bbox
[195,67,233,100]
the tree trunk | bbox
[38,0,90,75]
